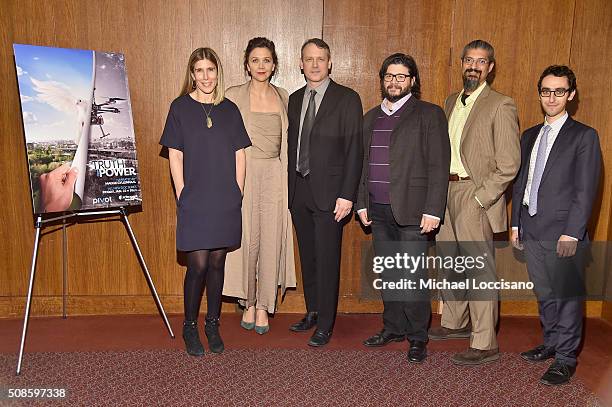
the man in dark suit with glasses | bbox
[511,65,602,385]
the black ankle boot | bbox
[182,320,205,357]
[204,317,224,354]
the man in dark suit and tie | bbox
[511,65,602,385]
[356,53,450,363]
[287,38,363,346]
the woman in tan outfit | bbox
[223,37,296,334]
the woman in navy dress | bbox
[160,47,251,356]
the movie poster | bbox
[14,44,142,214]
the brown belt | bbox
[449,174,471,181]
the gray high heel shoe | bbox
[240,319,255,330]
[241,307,255,330]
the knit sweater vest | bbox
[368,104,406,204]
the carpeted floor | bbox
[0,349,604,406]
[0,313,610,406]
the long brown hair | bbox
[180,47,225,105]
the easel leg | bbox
[16,216,43,375]
[120,209,175,338]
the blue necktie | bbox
[528,125,551,216]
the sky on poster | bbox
[14,44,94,143]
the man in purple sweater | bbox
[356,53,450,363]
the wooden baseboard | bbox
[0,295,602,319]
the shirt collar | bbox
[306,77,331,96]
[381,93,412,116]
[544,112,569,133]
[457,81,487,107]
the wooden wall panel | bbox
[570,0,612,322]
[570,0,612,241]
[2,0,67,298]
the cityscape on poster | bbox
[13,43,142,214]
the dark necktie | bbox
[298,90,316,176]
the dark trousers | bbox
[290,174,344,333]
[521,206,585,366]
[370,202,430,342]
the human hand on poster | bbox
[39,163,78,212]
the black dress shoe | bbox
[308,329,332,347]
[540,360,575,385]
[289,312,318,332]
[363,330,406,347]
[520,345,555,362]
[407,340,427,363]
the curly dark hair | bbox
[244,37,279,79]
[378,53,421,99]
[538,65,576,93]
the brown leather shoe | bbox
[428,325,471,340]
[451,347,499,365]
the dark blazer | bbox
[357,97,450,225]
[288,79,363,211]
[511,117,602,241]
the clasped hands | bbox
[358,210,439,234]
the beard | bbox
[381,83,411,103]
[462,69,481,92]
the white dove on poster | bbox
[30,77,89,144]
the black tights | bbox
[184,248,227,322]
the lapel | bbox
[289,85,306,125]
[460,83,491,147]
[390,96,418,146]
[288,85,306,150]
[233,82,251,128]
[540,116,575,183]
[232,81,289,139]
[444,94,457,119]
[269,83,289,139]
[524,124,542,159]
[363,109,377,160]
[519,125,542,191]
[311,79,338,131]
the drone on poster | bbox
[90,87,126,139]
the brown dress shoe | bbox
[451,347,499,365]
[428,325,471,340]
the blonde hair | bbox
[180,47,225,105]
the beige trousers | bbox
[437,180,498,350]
[244,157,283,311]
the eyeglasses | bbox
[539,88,570,97]
[383,73,412,82]
[462,57,489,66]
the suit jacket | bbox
[357,97,451,225]
[288,79,363,211]
[223,82,296,304]
[444,84,520,233]
[511,117,602,241]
